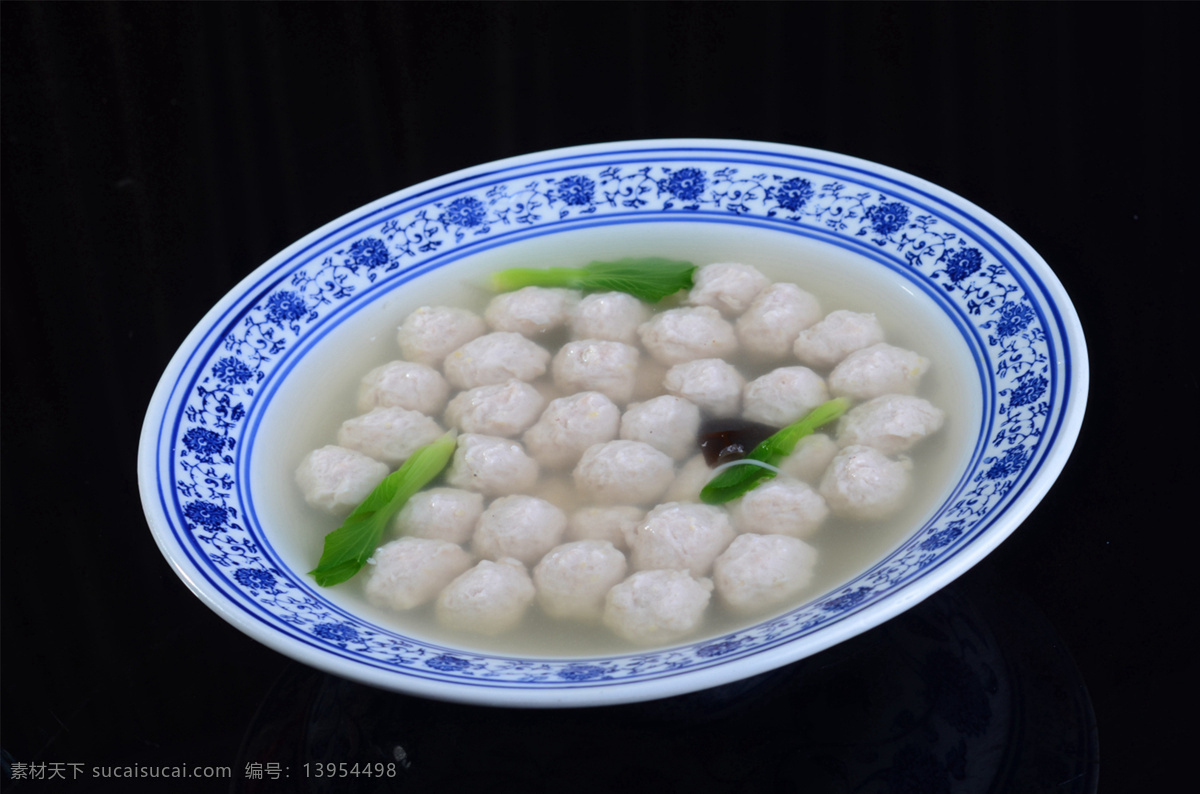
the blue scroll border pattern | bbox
[165,152,1056,686]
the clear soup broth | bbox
[251,222,981,657]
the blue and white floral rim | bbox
[138,139,1087,707]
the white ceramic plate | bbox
[138,139,1087,707]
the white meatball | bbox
[522,391,621,469]
[396,306,487,368]
[570,291,650,344]
[391,487,484,544]
[472,495,567,567]
[436,558,536,636]
[728,477,829,539]
[444,379,545,437]
[664,453,714,503]
[628,502,736,576]
[566,505,645,551]
[777,433,839,484]
[742,366,830,427]
[336,406,444,466]
[295,445,389,516]
[357,360,450,416]
[735,282,822,361]
[445,434,539,497]
[792,310,886,369]
[713,534,818,614]
[484,287,579,337]
[533,540,629,621]
[638,306,739,366]
[819,444,913,520]
[686,262,771,317]
[443,332,551,390]
[663,358,745,418]
[837,394,946,455]
[620,395,701,460]
[828,343,930,401]
[603,569,713,645]
[552,339,640,405]
[364,537,473,611]
[573,440,676,505]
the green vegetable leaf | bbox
[700,398,850,505]
[755,398,851,460]
[308,430,458,587]
[490,257,696,303]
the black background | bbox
[2,2,1194,792]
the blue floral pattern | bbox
[557,664,607,681]
[211,356,253,385]
[991,300,1036,340]
[441,196,487,228]
[312,623,361,643]
[151,142,1079,693]
[920,523,965,551]
[182,427,227,458]
[234,568,278,592]
[822,587,872,613]
[184,500,228,530]
[555,174,595,206]
[942,246,985,284]
[1007,372,1048,409]
[774,177,815,212]
[265,290,307,326]
[697,639,744,658]
[345,237,389,270]
[984,447,1029,480]
[425,654,471,672]
[867,200,911,236]
[659,167,707,202]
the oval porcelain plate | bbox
[138,139,1087,707]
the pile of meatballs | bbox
[295,262,945,647]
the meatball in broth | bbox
[295,258,948,653]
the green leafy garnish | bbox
[490,257,697,303]
[700,398,850,505]
[308,430,458,587]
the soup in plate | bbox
[278,242,968,656]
